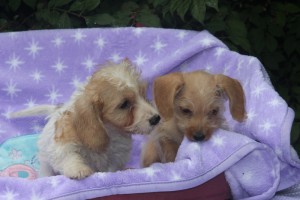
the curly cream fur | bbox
[13,59,159,179]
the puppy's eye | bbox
[119,100,130,109]
[180,107,192,116]
[210,108,219,116]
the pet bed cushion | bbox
[0,28,299,200]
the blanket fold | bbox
[0,27,299,200]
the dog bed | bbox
[0,27,299,200]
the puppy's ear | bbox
[154,72,184,120]
[72,94,109,152]
[121,57,132,66]
[215,74,246,122]
[139,81,148,98]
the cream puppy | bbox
[12,59,160,179]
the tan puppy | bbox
[11,59,160,179]
[141,71,246,167]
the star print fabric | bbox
[0,28,299,200]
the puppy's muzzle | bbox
[193,131,205,141]
[149,114,160,126]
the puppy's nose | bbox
[149,114,160,126]
[193,132,205,141]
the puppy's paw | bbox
[64,165,94,179]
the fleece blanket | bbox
[0,27,299,200]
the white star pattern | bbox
[31,123,43,133]
[275,148,283,158]
[30,191,45,200]
[6,53,24,71]
[150,36,167,54]
[8,32,18,39]
[0,187,19,200]
[242,81,250,91]
[71,29,86,43]
[214,48,225,59]
[171,172,182,181]
[132,28,144,37]
[109,52,122,63]
[236,59,244,73]
[134,51,148,66]
[251,84,267,98]
[259,120,276,135]
[179,62,189,72]
[173,49,183,56]
[246,109,257,123]
[188,142,201,152]
[112,28,122,33]
[51,36,65,47]
[2,79,21,98]
[82,56,96,72]
[24,39,43,58]
[200,37,214,47]
[151,62,161,72]
[143,167,158,178]
[1,107,13,119]
[186,159,196,169]
[25,97,36,108]
[223,64,231,74]
[212,135,225,147]
[248,57,256,66]
[52,58,67,74]
[46,86,62,104]
[30,70,44,83]
[94,35,106,49]
[268,98,283,107]
[95,172,107,179]
[271,169,277,179]
[49,178,60,188]
[176,31,187,41]
[205,64,213,72]
[70,76,82,89]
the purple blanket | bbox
[0,28,300,200]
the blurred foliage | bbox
[0,0,299,154]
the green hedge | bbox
[1,0,299,154]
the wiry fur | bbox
[12,59,160,179]
[141,70,246,167]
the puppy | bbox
[141,71,246,167]
[12,59,160,179]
